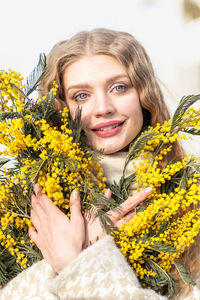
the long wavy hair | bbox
[39,28,199,297]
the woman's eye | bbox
[74,92,88,101]
[113,85,127,93]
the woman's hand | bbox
[29,184,85,274]
[84,187,153,247]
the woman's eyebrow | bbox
[66,74,130,93]
[66,83,91,93]
[106,74,130,85]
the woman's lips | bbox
[92,121,125,137]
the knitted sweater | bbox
[0,153,200,300]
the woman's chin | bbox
[87,138,130,154]
[92,144,129,155]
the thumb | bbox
[104,188,112,199]
[70,189,83,223]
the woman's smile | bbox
[63,54,143,154]
[91,120,125,137]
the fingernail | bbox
[104,188,111,198]
[144,187,153,193]
[34,183,42,195]
[71,189,79,199]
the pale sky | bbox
[1,0,195,75]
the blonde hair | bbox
[39,28,199,296]
[41,29,168,124]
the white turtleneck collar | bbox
[99,152,141,196]
[100,152,129,185]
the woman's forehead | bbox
[62,54,129,89]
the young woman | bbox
[0,28,199,299]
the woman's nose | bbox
[93,91,115,117]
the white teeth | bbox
[97,124,120,131]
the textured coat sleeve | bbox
[50,235,167,300]
[0,259,58,300]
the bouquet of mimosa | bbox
[0,55,200,299]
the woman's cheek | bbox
[81,115,90,133]
[68,103,79,119]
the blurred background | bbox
[0,0,200,154]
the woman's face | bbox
[63,54,143,154]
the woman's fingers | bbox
[108,187,153,221]
[28,227,36,240]
[34,183,43,195]
[28,227,41,248]
[32,185,55,213]
[30,208,41,230]
[124,210,136,222]
[116,210,136,227]
[121,187,153,211]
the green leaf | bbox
[121,173,136,201]
[174,259,196,286]
[10,82,25,98]
[186,158,200,174]
[0,111,19,122]
[0,246,22,285]
[0,158,11,168]
[156,220,169,236]
[171,94,200,130]
[97,210,117,234]
[179,168,190,190]
[30,90,60,127]
[144,259,175,299]
[28,159,47,183]
[124,131,160,172]
[40,90,57,120]
[191,163,200,174]
[183,128,200,135]
[24,53,46,97]
[108,181,124,203]
[68,107,85,144]
[148,241,177,254]
[123,173,136,189]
